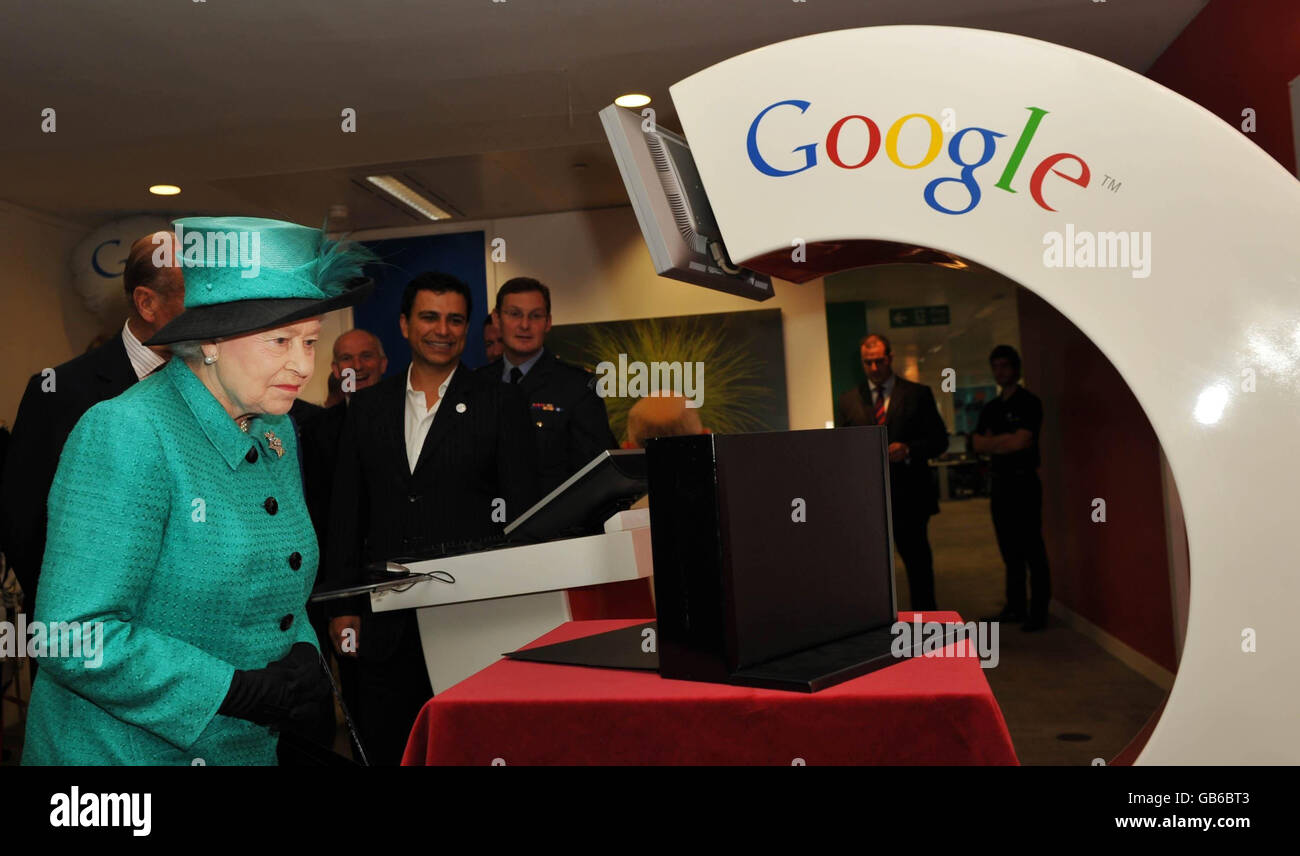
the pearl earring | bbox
[203,353,217,365]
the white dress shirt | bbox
[122,319,165,380]
[404,364,456,473]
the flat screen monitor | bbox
[599,104,773,302]
[505,449,648,543]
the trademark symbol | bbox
[1101,174,1122,193]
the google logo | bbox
[746,101,1091,216]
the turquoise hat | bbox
[146,216,376,345]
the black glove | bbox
[219,642,332,730]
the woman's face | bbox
[207,318,321,416]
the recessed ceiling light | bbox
[615,93,651,108]
[149,184,181,196]
[365,175,453,221]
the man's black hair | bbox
[402,271,472,318]
[989,344,1022,372]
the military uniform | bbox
[22,357,320,765]
[477,349,617,495]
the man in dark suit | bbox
[1,231,184,620]
[291,328,390,547]
[325,272,537,765]
[288,327,388,750]
[836,334,949,611]
[476,277,616,495]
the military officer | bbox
[477,277,616,495]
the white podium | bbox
[369,509,653,693]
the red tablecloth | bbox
[402,612,1019,765]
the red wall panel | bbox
[1017,289,1178,671]
[1146,0,1300,174]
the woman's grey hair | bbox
[168,340,208,362]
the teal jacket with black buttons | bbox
[22,357,320,765]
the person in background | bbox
[974,345,1051,632]
[1,231,185,623]
[325,272,536,765]
[483,314,503,363]
[292,327,390,538]
[476,277,616,494]
[288,326,388,751]
[623,393,707,450]
[322,372,345,408]
[330,328,388,396]
[572,392,710,621]
[835,334,949,611]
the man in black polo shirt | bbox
[973,345,1052,632]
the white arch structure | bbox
[668,26,1300,764]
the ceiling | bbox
[0,0,1206,230]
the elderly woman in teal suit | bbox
[22,217,374,765]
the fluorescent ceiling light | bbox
[365,175,453,220]
[615,93,651,108]
[149,184,181,196]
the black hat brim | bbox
[145,278,376,346]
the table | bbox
[402,612,1019,765]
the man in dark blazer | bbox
[0,231,184,620]
[836,334,949,611]
[288,327,388,750]
[291,328,390,550]
[325,272,537,765]
[475,277,616,495]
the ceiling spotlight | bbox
[365,175,453,221]
[149,184,181,196]
[615,93,651,108]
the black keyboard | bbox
[390,532,515,564]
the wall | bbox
[348,206,833,429]
[1145,0,1300,174]
[0,202,106,427]
[1018,288,1178,672]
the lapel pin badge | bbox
[455,402,467,413]
[264,431,285,458]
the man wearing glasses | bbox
[478,277,616,494]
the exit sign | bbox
[889,305,950,327]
